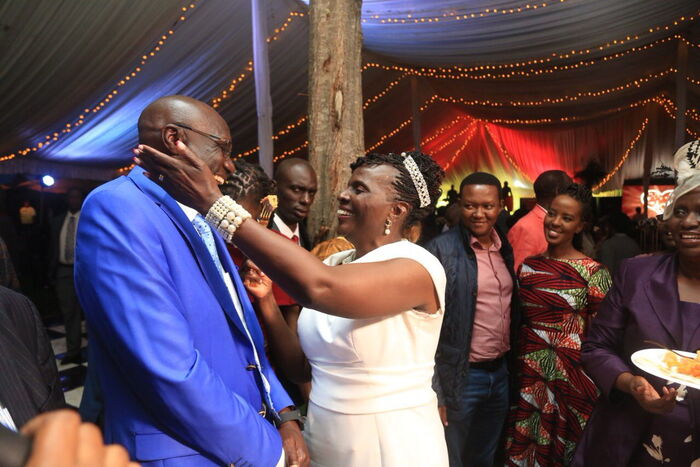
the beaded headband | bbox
[401,152,431,208]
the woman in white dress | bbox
[136,148,449,466]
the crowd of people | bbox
[0,95,698,467]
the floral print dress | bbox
[506,256,612,466]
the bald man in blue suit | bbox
[75,96,307,466]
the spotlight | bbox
[41,175,55,187]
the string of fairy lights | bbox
[442,121,479,171]
[210,11,305,109]
[362,35,697,80]
[593,117,650,190]
[362,0,570,24]
[484,124,532,183]
[0,0,201,163]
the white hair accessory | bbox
[400,152,431,208]
[662,140,700,220]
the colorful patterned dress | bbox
[505,256,612,467]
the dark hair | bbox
[559,183,593,222]
[459,172,501,193]
[220,160,275,203]
[534,170,572,203]
[350,151,444,227]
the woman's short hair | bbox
[560,183,593,222]
[220,160,275,203]
[350,151,444,227]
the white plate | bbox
[631,348,700,390]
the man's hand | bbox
[628,375,677,415]
[133,141,222,214]
[438,405,448,427]
[22,410,139,467]
[278,421,309,467]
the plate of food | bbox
[631,348,700,390]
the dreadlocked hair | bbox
[561,183,593,222]
[350,151,444,227]
[220,160,275,203]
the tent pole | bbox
[251,0,274,176]
[411,76,422,151]
[307,0,364,241]
[642,105,656,217]
[674,38,688,149]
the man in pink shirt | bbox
[508,170,572,271]
[426,172,519,467]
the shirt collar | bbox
[177,202,199,222]
[535,204,547,214]
[470,228,501,250]
[273,212,300,239]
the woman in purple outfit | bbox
[573,140,700,466]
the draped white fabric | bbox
[0,0,698,188]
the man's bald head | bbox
[274,158,317,226]
[533,170,573,208]
[137,95,233,178]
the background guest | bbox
[573,141,700,466]
[508,170,572,270]
[220,160,275,266]
[597,212,641,275]
[49,188,84,365]
[505,184,611,466]
[426,172,519,467]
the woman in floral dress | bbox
[506,184,612,466]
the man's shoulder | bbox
[425,227,462,252]
[83,175,153,215]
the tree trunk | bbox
[307,0,364,242]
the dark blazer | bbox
[0,286,64,428]
[573,254,700,466]
[425,225,520,410]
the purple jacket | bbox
[572,253,700,466]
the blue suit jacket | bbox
[75,167,292,466]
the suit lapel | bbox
[643,255,683,348]
[127,168,249,339]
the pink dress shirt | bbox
[507,204,548,272]
[469,229,514,362]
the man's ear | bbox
[162,125,183,153]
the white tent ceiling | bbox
[0,0,698,187]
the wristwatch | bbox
[276,408,305,431]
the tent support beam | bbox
[642,105,656,217]
[251,0,274,176]
[307,0,364,241]
[411,76,422,151]
[674,39,688,149]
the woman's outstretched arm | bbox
[135,143,441,319]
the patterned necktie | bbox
[65,215,76,263]
[192,214,225,277]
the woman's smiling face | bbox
[336,164,399,243]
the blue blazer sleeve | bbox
[76,188,283,466]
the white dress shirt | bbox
[58,211,80,264]
[272,213,299,240]
[0,405,16,431]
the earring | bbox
[384,218,392,235]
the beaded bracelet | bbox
[204,195,252,243]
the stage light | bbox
[42,175,55,187]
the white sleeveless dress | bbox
[297,240,449,467]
